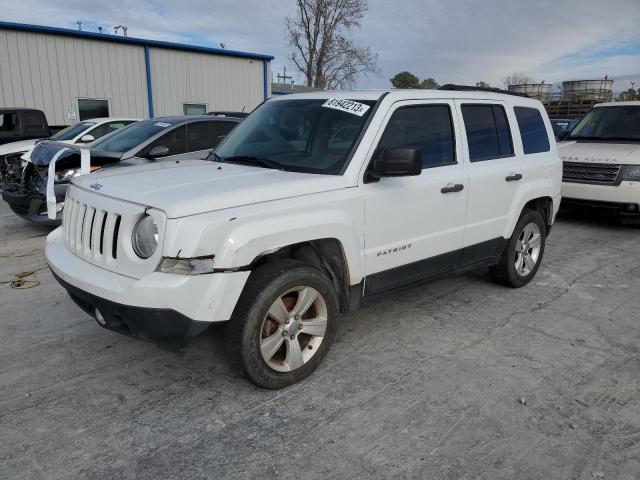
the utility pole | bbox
[76,21,82,31]
[276,66,293,86]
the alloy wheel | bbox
[259,286,328,372]
[514,222,542,276]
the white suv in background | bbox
[46,87,561,388]
[559,102,640,224]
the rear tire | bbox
[490,210,546,288]
[225,259,339,389]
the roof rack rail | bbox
[439,84,530,98]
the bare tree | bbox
[285,0,379,89]
[502,72,534,87]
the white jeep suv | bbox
[46,87,561,388]
[559,102,640,224]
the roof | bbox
[0,21,274,61]
[595,101,640,107]
[0,107,45,113]
[83,117,142,123]
[270,89,545,105]
[141,115,242,124]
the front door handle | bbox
[441,183,464,194]
[506,173,523,182]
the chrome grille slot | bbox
[63,185,164,279]
[562,161,621,185]
[64,202,122,261]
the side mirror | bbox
[147,145,170,159]
[371,148,422,178]
[79,134,95,143]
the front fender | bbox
[162,189,366,285]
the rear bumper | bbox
[51,269,210,347]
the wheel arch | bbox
[247,238,355,314]
[505,184,556,239]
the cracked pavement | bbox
[1,200,639,480]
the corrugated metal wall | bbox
[0,30,148,125]
[0,28,270,125]
[149,47,267,116]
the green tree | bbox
[390,71,421,89]
[420,77,439,89]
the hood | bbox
[30,141,121,170]
[72,160,349,218]
[0,139,37,155]
[558,141,640,165]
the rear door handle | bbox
[506,173,523,182]
[441,183,464,194]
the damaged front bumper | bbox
[2,183,65,224]
[46,228,250,346]
[1,159,66,224]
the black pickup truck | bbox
[0,108,62,145]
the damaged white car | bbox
[46,87,561,388]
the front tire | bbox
[225,259,339,389]
[490,210,546,288]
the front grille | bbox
[562,161,621,185]
[62,185,163,279]
[63,196,121,261]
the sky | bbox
[2,0,639,93]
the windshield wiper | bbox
[220,155,284,170]
[206,150,222,162]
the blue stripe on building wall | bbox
[144,47,154,118]
[263,60,269,100]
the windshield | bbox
[568,106,640,141]
[92,121,173,153]
[50,122,96,141]
[215,98,376,174]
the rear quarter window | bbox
[514,107,550,154]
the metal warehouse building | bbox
[0,21,273,126]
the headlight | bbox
[54,168,82,183]
[621,165,640,181]
[132,214,159,259]
[158,255,216,275]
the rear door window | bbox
[21,111,47,135]
[514,107,550,154]
[461,104,514,161]
[184,121,238,152]
[146,125,188,156]
[0,113,19,136]
[376,104,456,169]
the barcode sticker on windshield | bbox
[322,99,370,117]
[154,122,172,128]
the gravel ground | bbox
[1,199,639,480]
